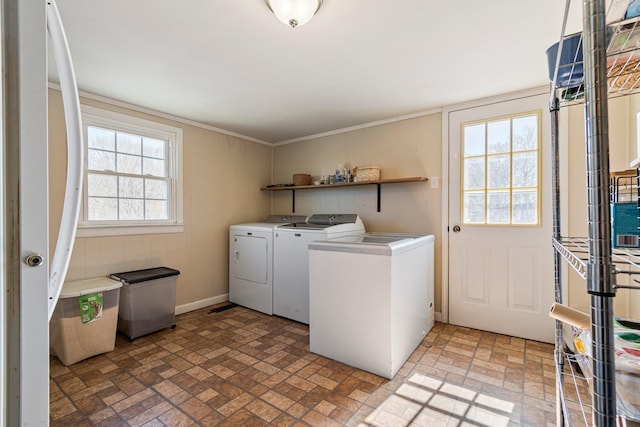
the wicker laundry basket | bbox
[293,174,312,186]
[356,166,381,182]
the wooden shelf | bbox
[261,177,428,212]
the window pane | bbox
[513,190,538,224]
[116,153,142,174]
[488,154,510,189]
[513,152,538,187]
[87,173,117,197]
[513,115,538,151]
[145,200,168,220]
[82,107,181,230]
[143,157,166,177]
[117,132,141,155]
[464,124,485,156]
[119,199,144,220]
[487,120,510,154]
[464,193,485,223]
[487,191,510,224]
[143,137,166,159]
[464,158,485,190]
[119,177,143,198]
[87,127,115,151]
[88,197,117,220]
[145,179,167,199]
[88,149,116,171]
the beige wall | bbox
[628,95,640,319]
[271,114,443,313]
[48,89,272,308]
[50,86,639,320]
[565,95,640,318]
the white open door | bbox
[447,91,555,343]
[2,0,81,423]
[0,5,4,422]
[2,0,50,424]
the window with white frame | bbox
[78,106,183,236]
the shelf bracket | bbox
[376,183,381,212]
[292,189,296,213]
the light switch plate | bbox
[430,176,438,189]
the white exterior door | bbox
[447,91,555,343]
[2,1,50,424]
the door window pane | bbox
[461,111,540,226]
[487,120,510,154]
[487,191,510,224]
[464,158,485,190]
[464,193,486,223]
[513,190,538,224]
[487,154,510,189]
[513,115,538,151]
[464,124,486,157]
[513,152,538,187]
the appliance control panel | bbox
[308,214,359,225]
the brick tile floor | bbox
[49,304,580,426]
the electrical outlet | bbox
[430,176,438,189]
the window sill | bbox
[76,223,184,238]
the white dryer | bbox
[229,215,306,315]
[273,214,365,324]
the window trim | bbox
[460,110,542,227]
[76,105,184,237]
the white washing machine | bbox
[229,214,306,315]
[308,233,434,379]
[273,214,365,324]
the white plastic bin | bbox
[50,277,122,366]
[110,267,179,340]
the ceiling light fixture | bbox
[264,0,323,29]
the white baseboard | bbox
[175,297,444,323]
[175,294,229,315]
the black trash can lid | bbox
[110,267,180,284]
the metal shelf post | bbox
[582,0,617,424]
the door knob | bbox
[25,253,45,267]
[452,225,461,233]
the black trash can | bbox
[110,267,180,340]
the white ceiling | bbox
[50,0,584,144]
